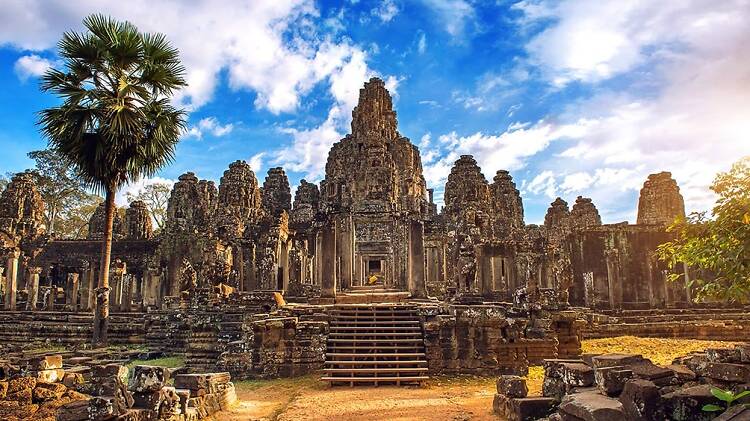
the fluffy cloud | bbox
[372,0,399,23]
[116,176,175,207]
[0,0,369,114]
[421,0,475,37]
[248,152,266,174]
[13,54,54,81]
[184,117,234,140]
[509,0,750,221]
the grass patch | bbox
[234,374,322,392]
[126,356,185,370]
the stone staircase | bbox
[334,284,411,305]
[322,304,429,386]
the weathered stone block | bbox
[32,381,66,401]
[56,398,92,421]
[560,363,594,388]
[591,354,643,369]
[594,366,633,396]
[700,362,750,383]
[666,364,696,382]
[661,384,716,421]
[493,394,557,421]
[28,354,63,370]
[559,390,625,421]
[129,365,171,393]
[8,376,36,393]
[618,379,660,421]
[706,348,742,364]
[497,375,528,398]
[0,380,7,399]
[34,368,65,383]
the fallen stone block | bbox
[699,362,750,383]
[661,384,716,421]
[595,366,633,396]
[157,386,181,418]
[591,354,644,369]
[0,380,7,399]
[628,360,674,385]
[32,381,67,402]
[497,375,528,398]
[34,368,65,383]
[618,379,660,421]
[129,365,171,393]
[28,355,63,371]
[714,404,750,421]
[92,364,129,383]
[493,394,557,421]
[561,363,595,388]
[707,348,742,364]
[559,390,625,421]
[55,398,92,421]
[62,372,85,388]
[666,364,697,383]
[8,376,36,393]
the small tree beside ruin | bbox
[658,156,750,303]
[38,14,186,346]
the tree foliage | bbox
[52,193,102,239]
[657,156,750,303]
[38,14,186,345]
[27,148,90,233]
[125,182,171,230]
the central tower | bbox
[319,78,429,293]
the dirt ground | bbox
[218,336,739,421]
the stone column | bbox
[110,262,126,312]
[67,272,80,311]
[4,250,20,311]
[0,267,4,302]
[408,220,427,299]
[336,216,353,290]
[605,249,623,310]
[85,266,96,311]
[121,274,134,312]
[321,223,337,298]
[480,248,493,298]
[26,267,41,311]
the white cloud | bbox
[421,0,475,37]
[0,0,370,115]
[184,117,234,140]
[13,54,54,81]
[248,152,265,173]
[525,170,557,199]
[417,32,427,54]
[117,176,176,207]
[372,0,399,23]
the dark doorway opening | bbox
[368,259,382,274]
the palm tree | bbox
[39,15,187,346]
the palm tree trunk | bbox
[92,186,116,347]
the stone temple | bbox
[0,79,744,412]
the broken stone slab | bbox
[33,368,65,383]
[707,348,742,364]
[0,380,6,399]
[92,363,129,383]
[493,394,557,421]
[713,404,750,421]
[594,366,633,396]
[559,390,626,421]
[128,365,171,393]
[666,364,697,383]
[560,363,595,388]
[32,381,67,401]
[699,362,750,383]
[628,360,674,385]
[661,384,717,421]
[28,354,63,371]
[618,379,660,421]
[56,398,92,421]
[591,354,644,369]
[497,375,528,398]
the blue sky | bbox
[1,0,748,224]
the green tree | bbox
[657,156,750,303]
[39,14,186,346]
[125,182,171,231]
[27,148,89,233]
[53,193,102,239]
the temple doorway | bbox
[368,259,382,275]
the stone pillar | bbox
[480,249,493,297]
[67,272,80,311]
[0,267,4,302]
[110,262,126,312]
[408,220,427,299]
[321,223,337,298]
[605,249,623,310]
[4,250,20,310]
[315,231,323,286]
[337,216,354,290]
[85,266,96,311]
[26,267,41,311]
[121,274,132,312]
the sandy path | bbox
[220,375,498,421]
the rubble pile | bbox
[493,343,750,420]
[0,352,236,421]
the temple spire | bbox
[350,77,399,140]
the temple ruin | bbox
[0,78,743,393]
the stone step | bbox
[324,367,429,374]
[325,360,427,366]
[328,338,424,344]
[320,376,428,384]
[330,326,422,331]
[333,320,421,326]
[326,352,426,358]
[329,332,423,337]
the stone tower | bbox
[570,196,602,229]
[491,170,524,229]
[261,167,292,217]
[0,172,46,241]
[124,201,153,239]
[163,172,217,234]
[444,155,491,228]
[544,197,571,229]
[637,172,685,225]
[290,179,320,229]
[88,202,125,240]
